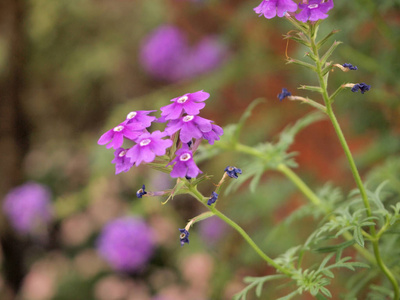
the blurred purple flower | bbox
[296,0,334,23]
[199,216,228,245]
[254,0,298,19]
[160,90,210,121]
[2,182,53,234]
[97,217,155,272]
[139,25,228,82]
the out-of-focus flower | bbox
[165,115,213,143]
[3,182,53,235]
[168,146,202,178]
[126,131,173,166]
[199,216,228,245]
[342,63,358,71]
[97,217,154,272]
[225,166,242,179]
[139,25,227,82]
[207,192,218,206]
[351,83,371,94]
[160,91,210,121]
[112,148,134,174]
[254,0,298,19]
[179,228,190,246]
[278,88,292,101]
[296,0,334,23]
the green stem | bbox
[309,25,400,299]
[187,184,292,277]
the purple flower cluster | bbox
[139,25,228,82]
[254,0,334,23]
[97,217,154,272]
[98,90,223,178]
[2,182,53,235]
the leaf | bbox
[276,290,300,300]
[353,226,365,247]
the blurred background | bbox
[0,0,399,299]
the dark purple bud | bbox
[351,83,371,94]
[207,192,219,206]
[137,184,147,198]
[179,228,190,246]
[342,63,358,70]
[224,166,242,179]
[278,88,291,102]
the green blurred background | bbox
[0,0,399,299]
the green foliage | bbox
[233,274,287,300]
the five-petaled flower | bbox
[136,185,147,198]
[168,146,202,178]
[98,122,145,150]
[125,110,157,128]
[165,115,213,143]
[225,166,242,179]
[126,131,173,166]
[160,91,210,121]
[179,228,190,246]
[351,83,371,94]
[296,0,334,23]
[278,88,292,101]
[254,0,298,19]
[207,192,219,206]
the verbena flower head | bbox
[296,0,334,23]
[136,184,147,198]
[112,148,134,174]
[207,192,218,206]
[97,217,154,272]
[3,182,53,235]
[179,228,190,246]
[342,63,358,71]
[278,88,292,101]
[202,124,224,145]
[126,131,173,166]
[98,122,145,150]
[351,83,371,94]
[160,91,210,121]
[254,0,298,19]
[125,110,157,128]
[168,146,202,178]
[225,166,242,179]
[165,115,213,143]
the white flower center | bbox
[127,111,137,119]
[183,115,194,122]
[113,125,124,132]
[177,95,189,104]
[308,4,319,8]
[180,233,186,239]
[118,150,127,157]
[140,139,151,146]
[179,153,191,162]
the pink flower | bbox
[111,148,134,174]
[168,146,202,178]
[126,131,173,166]
[165,115,213,143]
[254,0,298,19]
[98,122,145,149]
[125,110,157,128]
[160,91,210,121]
